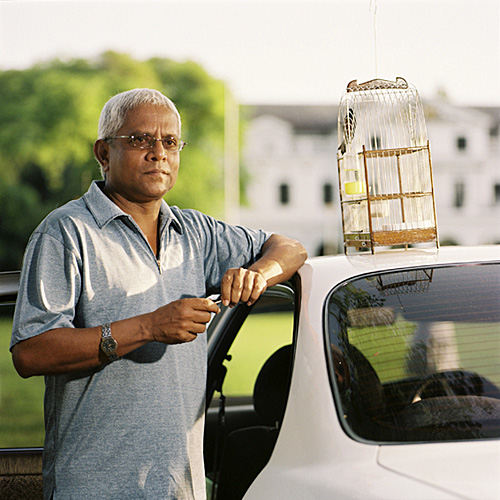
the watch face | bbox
[101,337,118,356]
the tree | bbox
[0,52,230,269]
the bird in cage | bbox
[338,107,357,155]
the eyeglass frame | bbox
[105,133,187,152]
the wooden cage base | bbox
[344,228,438,252]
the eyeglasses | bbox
[105,134,187,152]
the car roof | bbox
[298,245,500,299]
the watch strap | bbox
[101,323,119,361]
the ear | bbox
[93,139,110,172]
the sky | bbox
[0,0,499,106]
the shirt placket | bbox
[156,219,172,275]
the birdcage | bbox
[337,77,438,254]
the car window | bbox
[0,303,44,448]
[222,295,294,403]
[326,262,500,443]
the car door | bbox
[204,276,300,500]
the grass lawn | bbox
[0,316,45,447]
[223,311,293,397]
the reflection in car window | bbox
[0,304,44,447]
[326,263,500,443]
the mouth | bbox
[144,169,168,176]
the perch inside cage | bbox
[337,77,438,253]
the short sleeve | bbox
[10,231,82,350]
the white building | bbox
[426,100,500,246]
[239,99,500,256]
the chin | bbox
[142,181,172,199]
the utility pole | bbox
[224,85,240,224]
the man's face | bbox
[102,104,181,204]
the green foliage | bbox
[0,180,50,269]
[0,52,232,269]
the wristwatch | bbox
[100,323,119,361]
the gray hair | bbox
[97,88,182,140]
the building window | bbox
[370,135,381,150]
[454,182,465,208]
[323,183,334,204]
[457,136,467,151]
[495,184,500,204]
[279,183,290,205]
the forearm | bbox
[249,234,308,286]
[12,297,219,378]
[12,314,151,378]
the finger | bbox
[193,298,221,315]
[178,306,216,328]
[239,271,256,304]
[229,269,245,306]
[169,333,198,345]
[190,312,213,327]
[175,316,210,338]
[170,300,216,329]
[246,274,268,306]
[221,272,234,306]
[207,300,221,314]
[187,320,210,334]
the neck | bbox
[103,187,162,256]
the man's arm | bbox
[220,233,307,307]
[12,234,306,378]
[12,297,220,378]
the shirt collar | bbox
[83,180,183,234]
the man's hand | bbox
[220,268,268,307]
[148,298,220,344]
[219,234,307,308]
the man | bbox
[10,88,307,499]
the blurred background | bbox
[0,0,499,268]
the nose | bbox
[146,139,168,162]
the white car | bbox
[1,246,499,499]
[205,245,500,500]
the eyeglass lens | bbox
[129,134,183,151]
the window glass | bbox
[326,263,500,443]
[0,304,44,448]
[494,184,500,204]
[370,135,381,149]
[323,183,334,204]
[454,181,465,208]
[279,183,290,205]
[223,296,294,401]
[457,136,467,150]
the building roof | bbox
[242,102,500,137]
[242,104,338,135]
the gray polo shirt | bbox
[11,181,270,500]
